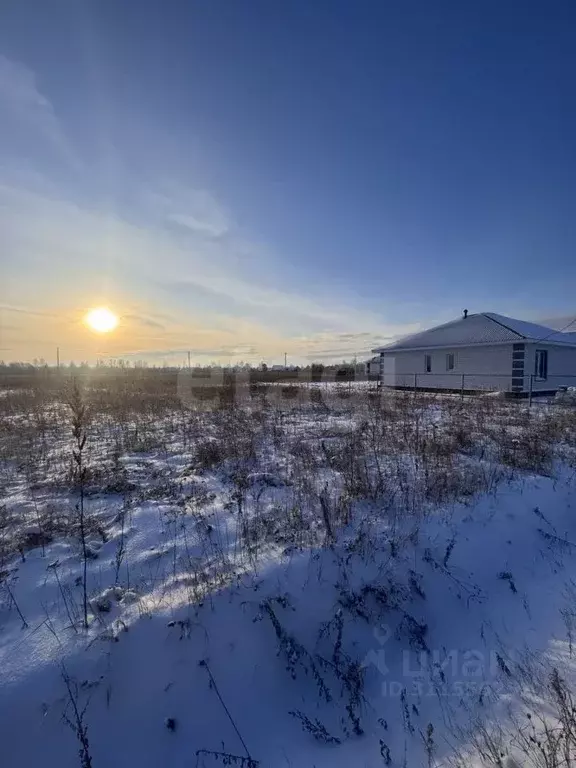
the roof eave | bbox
[372,340,517,353]
[372,338,576,353]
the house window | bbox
[535,349,548,380]
[446,353,455,371]
[424,354,431,373]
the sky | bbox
[1,1,575,366]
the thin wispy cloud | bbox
[0,175,418,364]
[0,53,422,366]
[122,313,166,330]
[144,184,230,238]
[0,303,59,318]
[0,55,81,170]
[2,2,575,367]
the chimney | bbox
[463,309,468,319]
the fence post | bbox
[461,373,465,402]
[528,373,533,408]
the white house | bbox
[372,311,576,394]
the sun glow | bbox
[85,307,119,333]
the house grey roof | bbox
[372,313,576,353]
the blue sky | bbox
[1,1,575,364]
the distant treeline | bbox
[0,361,367,389]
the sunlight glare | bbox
[85,307,119,333]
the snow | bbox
[484,313,570,342]
[556,386,576,403]
[375,311,576,352]
[1,390,576,767]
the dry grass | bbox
[2,372,576,764]
[1,376,575,567]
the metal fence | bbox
[378,372,576,407]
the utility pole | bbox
[284,352,287,369]
[56,346,60,370]
[187,351,191,370]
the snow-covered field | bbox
[1,382,576,767]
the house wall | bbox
[380,344,516,391]
[380,342,576,392]
[524,344,576,392]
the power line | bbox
[535,316,576,343]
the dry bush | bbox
[451,668,576,768]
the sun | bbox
[85,307,119,333]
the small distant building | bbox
[366,356,381,378]
[372,311,576,394]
